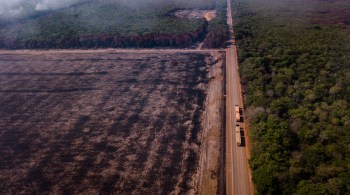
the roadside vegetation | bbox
[232,0,350,194]
[0,0,228,49]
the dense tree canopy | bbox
[232,0,350,194]
[0,0,228,49]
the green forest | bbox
[0,0,228,49]
[232,0,350,194]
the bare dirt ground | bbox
[196,51,225,195]
[0,50,224,194]
[172,10,217,21]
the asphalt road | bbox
[225,0,252,194]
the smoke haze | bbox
[0,0,86,18]
[0,0,214,18]
[0,0,216,46]
[35,0,84,11]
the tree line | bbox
[0,23,208,49]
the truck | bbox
[235,124,241,146]
[235,105,240,122]
[235,105,240,113]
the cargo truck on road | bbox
[235,105,240,122]
[235,124,241,146]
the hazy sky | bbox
[0,0,85,18]
[0,0,213,19]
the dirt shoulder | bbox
[194,51,225,195]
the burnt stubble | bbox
[0,51,212,194]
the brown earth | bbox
[196,51,225,195]
[172,10,217,21]
[0,51,224,194]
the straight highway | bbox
[225,0,252,194]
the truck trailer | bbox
[235,105,240,113]
[235,124,241,146]
[235,105,240,122]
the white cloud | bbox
[0,0,85,18]
[0,0,25,17]
[35,0,82,11]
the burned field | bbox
[0,51,222,194]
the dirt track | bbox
[0,50,224,194]
[197,51,225,195]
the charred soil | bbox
[0,51,224,194]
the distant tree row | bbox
[0,23,208,49]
